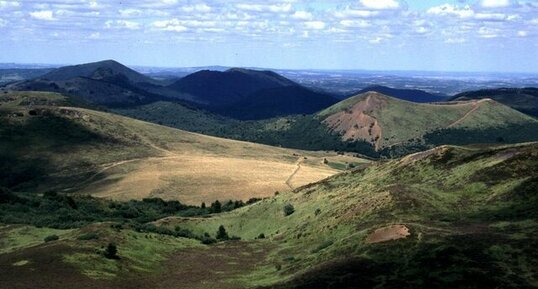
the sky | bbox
[0,0,537,72]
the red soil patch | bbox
[323,92,388,150]
[366,225,410,244]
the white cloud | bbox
[88,32,100,39]
[369,37,383,44]
[236,3,292,13]
[517,30,527,37]
[480,0,511,8]
[29,10,57,21]
[119,9,142,17]
[427,4,474,18]
[153,19,188,32]
[304,21,325,30]
[182,4,211,13]
[105,20,141,30]
[0,18,6,27]
[478,26,499,38]
[340,19,371,28]
[474,13,508,21]
[333,8,379,18]
[0,1,19,10]
[291,11,312,20]
[360,0,399,10]
[445,37,466,44]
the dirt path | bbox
[447,100,483,128]
[285,157,304,189]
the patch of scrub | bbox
[0,225,75,254]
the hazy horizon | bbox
[1,0,537,73]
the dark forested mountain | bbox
[1,60,172,106]
[450,87,538,118]
[356,85,447,103]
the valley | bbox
[1,60,537,289]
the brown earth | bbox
[323,93,388,150]
[366,225,410,244]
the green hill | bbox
[1,141,536,288]
[0,91,363,204]
[318,92,538,152]
[450,87,538,118]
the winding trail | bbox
[448,100,485,128]
[285,157,305,189]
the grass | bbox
[319,92,538,150]
[0,225,74,254]
[1,91,365,204]
[161,142,538,288]
[63,226,203,279]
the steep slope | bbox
[318,92,538,151]
[168,68,338,119]
[0,91,364,204]
[1,60,177,106]
[357,85,447,103]
[451,87,538,118]
[166,142,538,288]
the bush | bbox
[104,243,119,259]
[257,233,266,239]
[44,234,59,242]
[78,233,99,240]
[216,225,229,240]
[283,204,295,216]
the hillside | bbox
[318,92,538,151]
[41,60,159,85]
[2,142,536,288]
[168,68,339,119]
[357,85,447,103]
[1,60,173,106]
[451,87,538,118]
[0,91,364,205]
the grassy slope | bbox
[0,91,364,204]
[319,92,538,149]
[165,142,538,288]
[1,141,536,288]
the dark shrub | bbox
[216,225,229,240]
[44,235,59,242]
[283,204,295,216]
[78,233,99,240]
[257,233,266,239]
[104,243,119,259]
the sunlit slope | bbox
[168,142,538,288]
[0,91,365,204]
[318,92,538,150]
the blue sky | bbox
[0,0,537,72]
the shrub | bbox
[200,235,217,245]
[78,233,99,241]
[104,243,119,259]
[216,225,229,240]
[257,233,266,239]
[283,204,295,216]
[44,235,59,242]
[210,200,222,213]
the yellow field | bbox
[65,108,366,205]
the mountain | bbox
[41,59,159,85]
[113,92,538,158]
[318,91,538,152]
[0,91,361,204]
[1,60,174,106]
[450,87,538,118]
[356,85,447,103]
[168,68,339,119]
